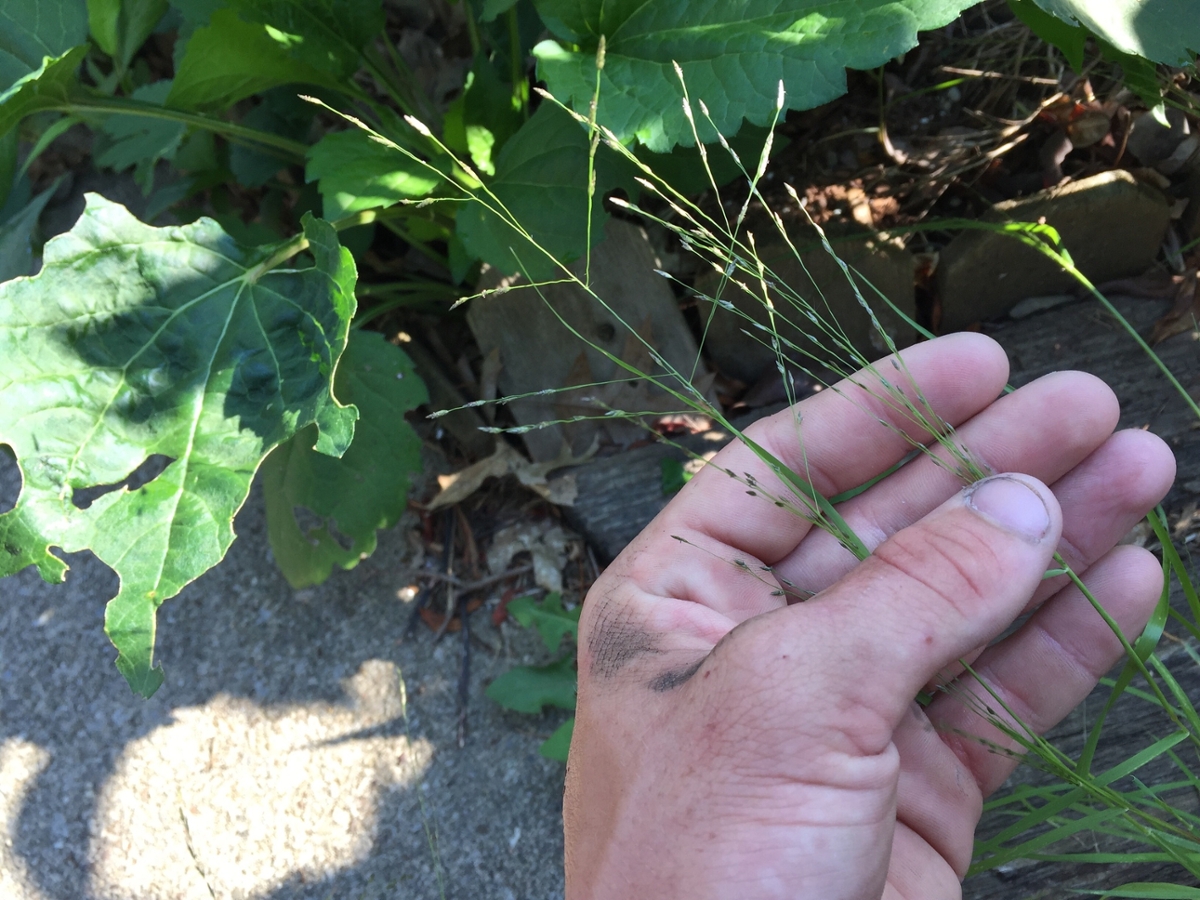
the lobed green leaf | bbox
[455,101,637,279]
[167,7,346,110]
[0,195,358,696]
[485,655,577,714]
[532,0,978,152]
[306,128,442,219]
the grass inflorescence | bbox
[363,43,1200,893]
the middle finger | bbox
[775,370,1123,592]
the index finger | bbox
[655,333,1010,567]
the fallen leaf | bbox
[487,520,571,593]
[418,596,486,633]
[1150,268,1200,344]
[427,439,596,509]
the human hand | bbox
[563,333,1175,900]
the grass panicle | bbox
[367,67,1200,892]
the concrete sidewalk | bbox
[0,456,567,900]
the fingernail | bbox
[964,475,1051,543]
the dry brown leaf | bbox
[427,439,597,510]
[1150,269,1200,345]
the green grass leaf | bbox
[167,7,347,110]
[485,654,577,713]
[0,47,87,142]
[455,101,637,279]
[0,195,358,696]
[0,0,88,89]
[1074,885,1200,899]
[262,330,427,589]
[306,128,442,219]
[1031,0,1200,66]
[508,592,580,652]
[532,0,977,152]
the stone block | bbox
[694,231,917,384]
[937,170,1171,331]
[466,218,707,461]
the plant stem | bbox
[245,208,404,281]
[54,97,310,159]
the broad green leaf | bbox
[261,330,426,589]
[479,0,519,22]
[539,715,574,761]
[228,0,384,81]
[167,0,222,28]
[0,0,88,89]
[0,127,15,210]
[0,195,358,696]
[306,129,442,219]
[95,80,184,190]
[455,102,637,279]
[1008,0,1085,71]
[444,55,524,176]
[485,655,577,713]
[0,47,87,142]
[1099,40,1167,118]
[508,592,580,652]
[229,88,312,187]
[88,0,168,67]
[88,0,122,56]
[0,181,55,281]
[533,0,977,152]
[1031,0,1200,66]
[166,7,346,110]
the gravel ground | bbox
[0,454,569,900]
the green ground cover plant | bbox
[0,0,1197,891]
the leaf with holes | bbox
[533,0,978,152]
[0,194,358,696]
[261,329,426,589]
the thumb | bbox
[767,473,1062,749]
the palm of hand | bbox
[564,335,1174,900]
